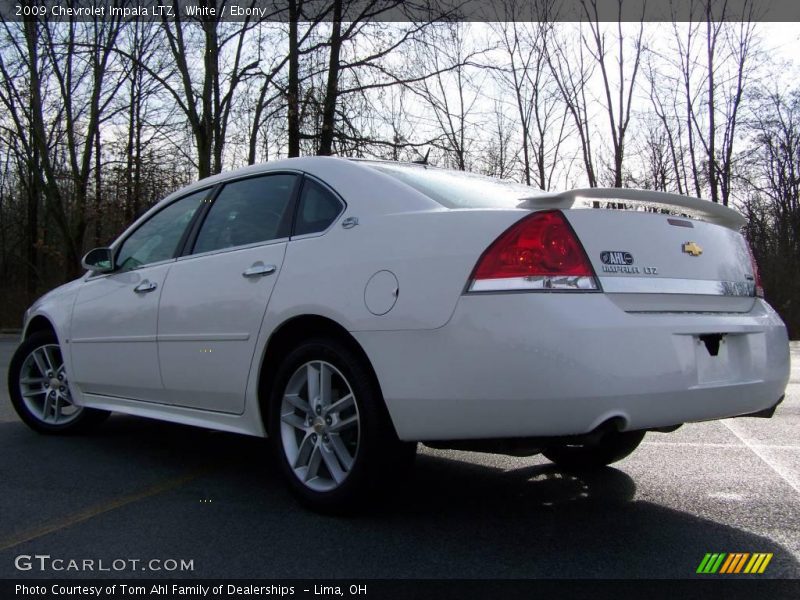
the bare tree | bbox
[493,17,569,189]
[409,23,487,170]
[312,2,443,157]
[644,53,687,195]
[630,117,677,192]
[668,0,759,204]
[701,2,758,205]
[544,23,598,187]
[0,20,42,295]
[742,87,800,336]
[581,0,645,188]
[152,1,271,177]
[483,101,518,179]
[118,20,162,220]
[2,14,126,278]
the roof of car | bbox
[172,157,443,199]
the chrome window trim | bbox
[291,230,335,242]
[84,257,176,281]
[176,237,289,262]
[210,168,304,187]
[599,277,755,297]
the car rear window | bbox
[364,163,539,209]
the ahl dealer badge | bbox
[600,251,658,275]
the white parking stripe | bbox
[722,420,800,496]
[642,440,800,450]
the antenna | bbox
[412,148,430,165]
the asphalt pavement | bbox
[0,334,798,579]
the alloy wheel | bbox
[279,360,360,492]
[18,344,82,426]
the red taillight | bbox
[746,243,764,298]
[468,210,598,292]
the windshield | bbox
[364,162,542,209]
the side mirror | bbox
[81,247,115,273]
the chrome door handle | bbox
[133,280,158,293]
[242,264,277,278]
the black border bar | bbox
[2,0,800,23]
[5,579,800,600]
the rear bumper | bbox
[737,394,785,419]
[353,295,790,441]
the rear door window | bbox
[294,179,344,236]
[192,174,297,254]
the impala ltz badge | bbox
[600,250,658,275]
[682,241,703,256]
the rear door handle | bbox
[242,264,277,278]
[134,280,158,293]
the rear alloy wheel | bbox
[270,338,414,513]
[280,359,360,493]
[542,430,646,470]
[8,331,109,434]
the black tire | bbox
[542,430,646,470]
[268,337,414,514]
[8,331,110,434]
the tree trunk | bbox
[318,0,342,156]
[26,148,39,298]
[287,0,301,157]
[706,14,719,203]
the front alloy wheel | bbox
[19,342,82,426]
[8,331,109,434]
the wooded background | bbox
[1,0,798,337]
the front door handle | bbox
[242,264,277,278]
[134,280,158,293]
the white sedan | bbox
[7,157,790,512]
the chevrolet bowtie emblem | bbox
[682,242,703,256]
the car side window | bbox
[192,174,297,255]
[294,179,344,236]
[115,190,207,272]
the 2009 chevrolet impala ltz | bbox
[7,157,790,512]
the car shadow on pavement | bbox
[0,415,797,579]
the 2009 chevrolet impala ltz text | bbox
[7,157,790,512]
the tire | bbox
[268,337,414,514]
[7,331,110,434]
[542,430,646,470]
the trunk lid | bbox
[562,208,756,313]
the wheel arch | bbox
[257,314,398,437]
[24,315,58,341]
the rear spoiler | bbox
[517,188,747,230]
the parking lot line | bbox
[0,470,203,552]
[722,420,800,496]
[642,441,800,450]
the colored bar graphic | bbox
[758,554,773,573]
[696,554,713,574]
[719,554,735,574]
[697,552,773,574]
[733,553,750,573]
[719,553,749,573]
[744,553,774,574]
[697,553,727,574]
